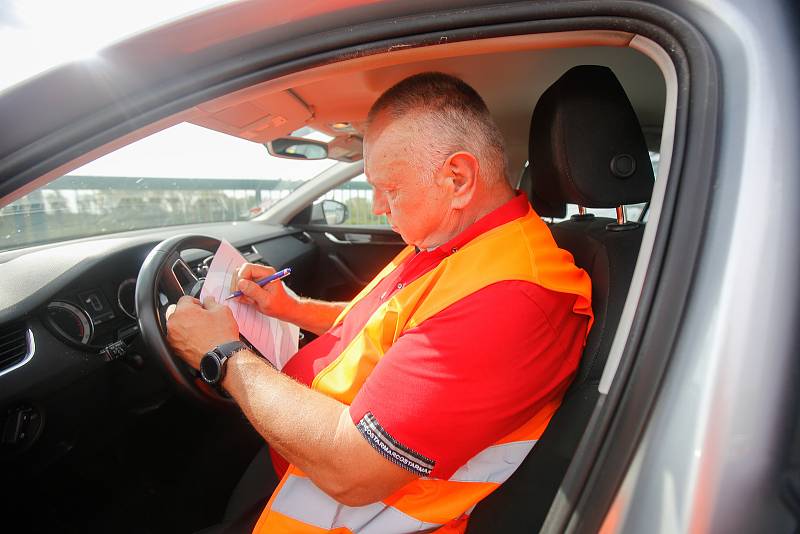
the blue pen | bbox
[225,267,292,300]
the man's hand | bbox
[235,263,299,321]
[235,262,347,336]
[165,296,240,369]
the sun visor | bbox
[190,91,313,143]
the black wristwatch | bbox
[200,341,248,384]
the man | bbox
[166,72,592,533]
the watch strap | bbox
[227,339,276,369]
[215,340,248,360]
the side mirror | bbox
[310,199,348,225]
[265,137,328,160]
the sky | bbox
[0,0,229,92]
[0,0,336,181]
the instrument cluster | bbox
[42,280,139,350]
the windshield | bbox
[1,123,337,251]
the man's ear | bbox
[443,151,480,209]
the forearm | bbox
[282,297,347,336]
[166,293,412,503]
[223,350,363,500]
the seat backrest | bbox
[468,66,654,533]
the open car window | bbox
[532,148,658,224]
[308,174,390,228]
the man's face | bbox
[364,113,450,249]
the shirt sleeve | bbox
[348,281,586,479]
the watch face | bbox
[200,353,221,384]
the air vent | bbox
[0,324,29,372]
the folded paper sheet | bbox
[200,240,299,370]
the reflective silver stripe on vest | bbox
[271,475,442,533]
[448,440,537,483]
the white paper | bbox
[200,239,299,370]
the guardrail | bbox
[1,175,384,250]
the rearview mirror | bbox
[265,135,363,162]
[265,137,328,160]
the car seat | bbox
[467,65,655,533]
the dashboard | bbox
[0,220,318,463]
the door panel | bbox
[301,225,405,302]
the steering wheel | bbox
[135,234,233,404]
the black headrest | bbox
[528,66,654,216]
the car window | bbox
[311,174,390,227]
[310,152,659,228]
[1,123,337,250]
[543,150,658,223]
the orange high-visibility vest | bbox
[253,207,592,533]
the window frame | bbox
[0,2,725,530]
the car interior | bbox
[0,29,669,533]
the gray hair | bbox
[366,72,508,185]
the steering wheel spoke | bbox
[158,253,198,302]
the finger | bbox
[177,295,201,308]
[202,296,219,309]
[165,304,177,321]
[236,263,249,281]
[237,279,269,306]
[238,262,276,282]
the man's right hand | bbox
[235,262,347,336]
[235,263,299,321]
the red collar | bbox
[426,190,530,258]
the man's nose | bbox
[372,192,388,215]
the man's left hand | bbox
[166,296,240,369]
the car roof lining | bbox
[187,29,665,179]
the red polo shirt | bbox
[279,192,588,479]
